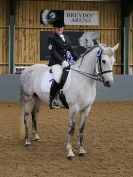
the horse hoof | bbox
[25,144,32,148]
[35,138,41,142]
[79,153,86,157]
[67,156,74,161]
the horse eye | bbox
[102,60,106,64]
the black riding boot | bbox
[49,80,60,109]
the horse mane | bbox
[81,44,99,58]
[76,44,99,67]
[80,43,113,58]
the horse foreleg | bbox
[78,106,91,156]
[31,94,41,142]
[24,95,32,148]
[67,107,78,160]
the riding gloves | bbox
[62,61,69,68]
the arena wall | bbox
[0,0,133,75]
[15,0,121,74]
[0,0,9,74]
[0,75,132,102]
[0,0,125,74]
[0,75,20,102]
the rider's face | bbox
[54,27,64,35]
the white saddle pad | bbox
[41,69,71,93]
[41,70,53,93]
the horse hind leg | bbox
[31,94,41,142]
[78,105,91,156]
[23,95,32,148]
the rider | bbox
[48,20,79,109]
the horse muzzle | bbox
[103,80,113,87]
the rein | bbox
[71,46,112,82]
[71,68,103,82]
[79,45,98,67]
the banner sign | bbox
[64,10,99,26]
[40,10,99,26]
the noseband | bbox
[71,47,113,82]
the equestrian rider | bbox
[48,20,79,109]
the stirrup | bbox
[49,100,60,109]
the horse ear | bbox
[98,43,105,51]
[112,43,119,52]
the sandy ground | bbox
[0,101,133,177]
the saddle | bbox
[49,66,70,89]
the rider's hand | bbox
[62,61,69,68]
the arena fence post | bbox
[8,0,16,74]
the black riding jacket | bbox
[48,32,79,66]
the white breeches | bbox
[51,64,63,83]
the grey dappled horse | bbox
[20,42,119,160]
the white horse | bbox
[20,42,119,160]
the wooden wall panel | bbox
[15,0,121,74]
[0,0,9,74]
[0,0,126,74]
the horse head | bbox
[98,43,119,87]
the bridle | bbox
[71,46,113,82]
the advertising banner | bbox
[40,10,99,26]
[64,10,99,26]
[40,10,64,24]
